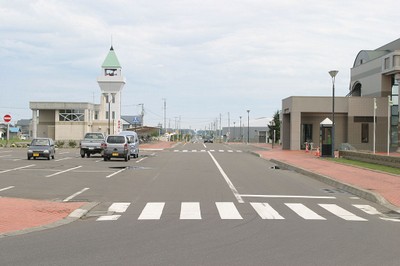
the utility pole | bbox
[162,98,166,134]
[138,103,144,126]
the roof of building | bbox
[101,46,122,69]
[9,127,21,133]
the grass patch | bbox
[325,157,400,175]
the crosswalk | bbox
[173,149,242,153]
[95,201,381,222]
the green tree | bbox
[268,110,280,143]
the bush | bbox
[55,140,65,148]
[68,140,77,148]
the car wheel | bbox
[28,156,31,160]
[104,156,108,161]
[86,153,91,158]
[52,155,55,159]
[48,156,51,160]
[125,154,129,162]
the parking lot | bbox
[0,148,155,203]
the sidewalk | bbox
[251,143,400,212]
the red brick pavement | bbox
[0,198,84,235]
[252,143,400,209]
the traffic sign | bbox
[3,114,11,123]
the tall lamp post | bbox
[271,120,275,149]
[329,70,338,158]
[239,116,242,142]
[247,110,250,143]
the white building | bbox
[30,46,126,140]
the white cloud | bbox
[1,0,400,128]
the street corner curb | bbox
[249,151,263,157]
[269,159,400,214]
[0,202,100,239]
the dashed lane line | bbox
[63,188,90,202]
[0,164,35,174]
[46,166,82,177]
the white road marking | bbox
[46,166,82,177]
[182,150,188,153]
[216,202,243,219]
[286,203,326,220]
[180,202,202,220]
[250,202,285,219]
[0,164,35,174]
[202,143,206,148]
[236,150,242,153]
[208,151,244,203]
[96,202,131,221]
[58,152,70,155]
[352,204,382,215]
[200,150,206,152]
[241,194,336,199]
[106,167,127,178]
[174,150,179,152]
[138,202,165,220]
[54,157,72,162]
[108,202,131,213]
[218,150,224,152]
[63,187,90,202]
[97,215,121,221]
[228,150,233,153]
[0,186,15,192]
[0,155,11,158]
[319,204,367,221]
[192,150,197,152]
[136,157,147,163]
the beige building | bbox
[282,38,400,152]
[30,46,126,140]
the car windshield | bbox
[31,139,49,146]
[107,136,125,144]
[86,133,104,139]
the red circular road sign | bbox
[3,114,11,123]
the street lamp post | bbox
[247,110,250,143]
[239,116,242,142]
[271,120,275,149]
[233,122,236,141]
[329,70,338,158]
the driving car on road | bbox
[27,138,55,160]
[119,131,140,158]
[102,135,130,161]
[79,132,105,158]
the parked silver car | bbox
[27,138,55,160]
[102,135,130,161]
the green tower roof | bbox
[101,46,121,68]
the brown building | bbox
[282,38,400,152]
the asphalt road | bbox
[1,143,400,266]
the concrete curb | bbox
[269,158,400,213]
[250,150,400,213]
[0,202,99,239]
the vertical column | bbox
[32,109,38,138]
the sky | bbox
[1,0,400,130]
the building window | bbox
[393,55,400,67]
[59,109,85,122]
[112,111,115,119]
[384,57,390,69]
[106,111,109,120]
[94,111,98,120]
[361,123,369,143]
